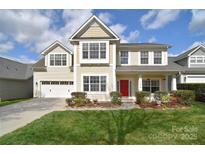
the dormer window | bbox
[141,51,149,64]
[154,51,162,64]
[49,54,67,66]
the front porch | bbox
[116,72,177,99]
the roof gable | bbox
[41,41,72,55]
[69,15,120,41]
[188,45,205,56]
[175,44,205,61]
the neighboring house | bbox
[174,44,205,83]
[0,57,33,100]
[33,15,205,101]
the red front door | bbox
[120,80,129,96]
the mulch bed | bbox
[67,102,121,108]
[137,102,190,109]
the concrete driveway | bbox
[0,98,66,137]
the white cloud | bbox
[189,10,205,33]
[0,10,93,53]
[110,24,127,36]
[148,36,157,43]
[0,10,141,55]
[18,55,36,63]
[140,10,181,29]
[0,41,14,53]
[110,24,140,43]
[98,12,113,24]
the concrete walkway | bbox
[0,98,66,137]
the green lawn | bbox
[0,98,31,107]
[0,102,205,145]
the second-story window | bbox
[154,51,162,64]
[49,54,67,66]
[141,51,149,64]
[120,51,129,64]
[82,42,107,59]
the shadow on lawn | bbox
[78,109,156,145]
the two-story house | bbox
[33,15,205,101]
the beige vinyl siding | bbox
[75,66,113,101]
[117,48,167,65]
[80,25,110,38]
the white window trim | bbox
[142,78,161,92]
[48,52,69,67]
[139,50,150,65]
[119,50,131,65]
[189,55,205,67]
[81,74,109,94]
[139,51,167,66]
[79,40,109,64]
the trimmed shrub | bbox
[135,91,150,104]
[154,91,168,101]
[177,83,205,102]
[71,92,87,99]
[110,91,122,105]
[73,97,87,106]
[175,90,195,105]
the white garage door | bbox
[41,81,74,98]
[186,76,205,83]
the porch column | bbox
[138,74,142,91]
[171,75,177,91]
[165,75,169,91]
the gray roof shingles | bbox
[0,57,33,80]
[117,57,184,72]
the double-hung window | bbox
[83,75,107,92]
[154,51,162,64]
[82,42,107,59]
[49,54,67,66]
[190,56,205,64]
[120,51,129,64]
[142,79,160,93]
[141,51,149,64]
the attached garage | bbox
[40,81,74,98]
[186,75,205,83]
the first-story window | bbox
[142,79,160,93]
[120,51,129,64]
[49,54,67,66]
[83,75,107,92]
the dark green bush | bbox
[135,91,150,104]
[65,98,73,105]
[175,90,195,105]
[71,92,87,99]
[177,83,205,102]
[110,91,122,105]
[154,91,168,101]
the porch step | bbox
[121,97,136,103]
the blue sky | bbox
[0,9,205,63]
